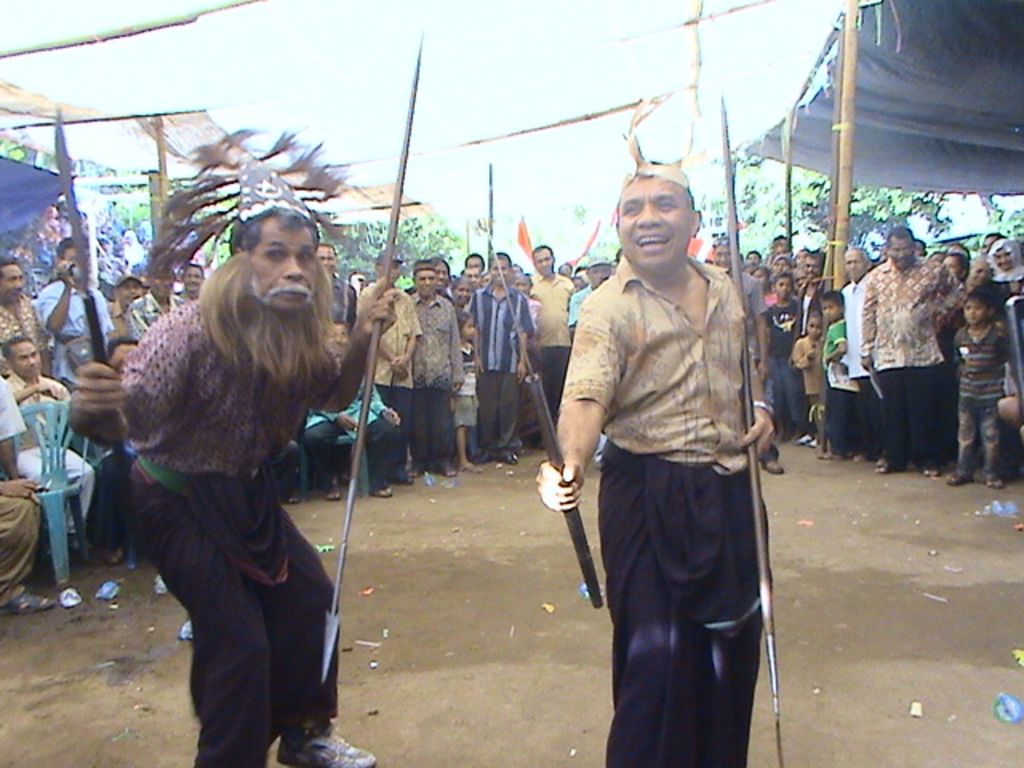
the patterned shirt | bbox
[412,294,463,390]
[359,285,421,388]
[126,293,186,340]
[469,285,535,373]
[7,372,69,450]
[123,302,342,475]
[954,324,1008,402]
[861,258,961,371]
[0,295,45,376]
[530,274,574,347]
[564,258,748,473]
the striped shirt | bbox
[469,285,534,373]
[954,324,1008,402]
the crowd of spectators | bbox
[2,221,1022,616]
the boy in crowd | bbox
[821,290,856,460]
[762,272,802,438]
[454,311,480,473]
[947,289,1008,488]
[790,312,824,447]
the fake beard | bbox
[251,278,313,307]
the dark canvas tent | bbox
[0,155,60,233]
[749,0,1024,195]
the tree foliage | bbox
[332,215,465,277]
[731,155,951,253]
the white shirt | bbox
[0,377,26,441]
[842,278,868,378]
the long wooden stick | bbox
[321,40,423,683]
[721,97,785,768]
[0,0,263,60]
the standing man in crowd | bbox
[182,263,206,302]
[410,259,462,477]
[127,273,185,339]
[530,244,575,418]
[470,251,533,464]
[0,256,46,375]
[362,253,419,475]
[462,253,486,291]
[35,237,114,386]
[537,150,773,767]
[840,246,882,461]
[862,225,961,475]
[108,274,147,338]
[318,242,357,345]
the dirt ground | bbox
[1,445,1023,767]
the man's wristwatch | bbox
[752,400,773,417]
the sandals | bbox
[946,473,972,487]
[1,591,55,616]
[369,487,393,498]
[985,475,1005,489]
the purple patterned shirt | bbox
[123,302,341,475]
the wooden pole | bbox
[831,0,860,286]
[783,109,794,246]
[487,164,495,262]
[149,116,170,241]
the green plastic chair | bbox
[18,401,89,584]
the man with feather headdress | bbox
[70,134,392,768]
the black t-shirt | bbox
[764,299,799,360]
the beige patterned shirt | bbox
[564,258,748,473]
[861,257,961,371]
[531,273,574,347]
[359,285,421,388]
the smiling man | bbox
[68,146,394,768]
[537,149,773,768]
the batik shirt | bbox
[126,293,186,340]
[0,295,45,375]
[861,258,961,371]
[412,294,463,390]
[564,258,748,474]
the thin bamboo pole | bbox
[0,0,263,60]
[832,0,860,286]
[783,109,794,246]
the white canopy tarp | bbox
[0,0,841,246]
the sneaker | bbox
[794,434,813,447]
[278,723,376,768]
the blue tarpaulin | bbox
[0,156,60,234]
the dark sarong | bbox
[131,464,338,768]
[599,444,763,768]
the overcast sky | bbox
[0,0,844,255]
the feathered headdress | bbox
[622,96,704,192]
[148,131,346,278]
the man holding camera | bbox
[34,238,114,386]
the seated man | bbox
[304,386,405,499]
[88,337,140,563]
[2,336,95,518]
[0,375,48,615]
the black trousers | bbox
[878,365,941,470]
[304,419,404,493]
[477,371,520,456]
[599,459,761,768]
[825,385,857,457]
[377,384,413,451]
[851,376,884,460]
[132,470,338,768]
[411,386,455,473]
[541,346,571,419]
